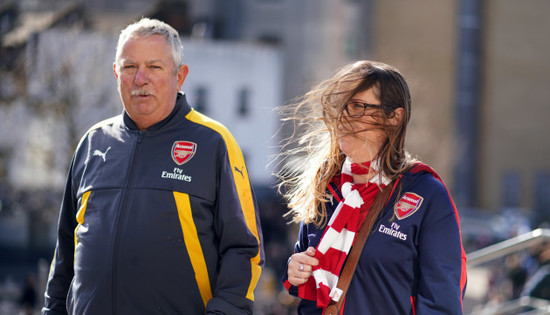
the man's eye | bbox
[123,65,135,69]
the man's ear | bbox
[177,64,189,89]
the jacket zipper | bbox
[110,130,143,314]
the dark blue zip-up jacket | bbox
[283,164,467,314]
[43,93,264,315]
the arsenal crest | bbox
[172,141,197,165]
[394,192,424,220]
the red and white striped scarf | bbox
[297,157,391,309]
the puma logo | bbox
[234,166,244,178]
[93,147,111,162]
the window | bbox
[237,88,250,117]
[0,148,8,182]
[534,173,550,225]
[194,86,208,113]
[502,172,520,208]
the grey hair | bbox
[115,18,183,74]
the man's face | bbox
[114,34,188,130]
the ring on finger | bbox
[299,263,304,272]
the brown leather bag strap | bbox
[324,180,395,315]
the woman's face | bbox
[338,87,388,164]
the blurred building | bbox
[367,1,550,226]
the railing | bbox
[467,228,550,314]
[471,297,550,315]
[467,228,550,268]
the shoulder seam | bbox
[76,116,120,148]
[87,116,119,133]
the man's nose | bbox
[134,67,148,85]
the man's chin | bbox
[129,98,155,109]
[125,101,156,117]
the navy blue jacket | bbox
[283,164,467,314]
[43,93,264,315]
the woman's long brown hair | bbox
[276,60,416,226]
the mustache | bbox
[131,89,155,96]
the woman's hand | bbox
[287,247,319,286]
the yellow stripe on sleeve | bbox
[173,191,213,308]
[186,110,262,301]
[74,190,91,249]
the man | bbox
[43,18,264,314]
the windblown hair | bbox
[115,18,183,74]
[277,60,416,226]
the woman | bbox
[278,60,467,314]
